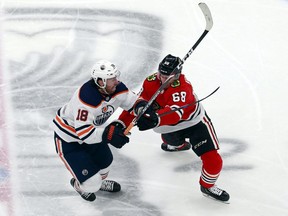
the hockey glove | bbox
[134,100,154,116]
[103,121,129,148]
[136,112,159,131]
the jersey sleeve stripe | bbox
[53,119,79,139]
[57,109,71,126]
[172,102,201,125]
[75,124,92,132]
[76,125,95,137]
[55,115,77,134]
[170,105,183,118]
[81,128,96,141]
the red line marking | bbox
[0,8,14,216]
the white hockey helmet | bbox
[91,60,120,88]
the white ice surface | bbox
[1,0,288,215]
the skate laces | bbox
[81,192,94,199]
[101,180,114,191]
[208,185,223,196]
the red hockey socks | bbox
[199,150,223,188]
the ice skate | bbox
[100,180,121,192]
[200,185,230,203]
[70,178,96,202]
[161,141,191,152]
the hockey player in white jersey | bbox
[52,60,138,201]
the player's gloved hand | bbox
[136,112,159,131]
[134,100,153,116]
[102,121,129,148]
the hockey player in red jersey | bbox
[52,60,138,201]
[119,54,230,202]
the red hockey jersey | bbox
[119,73,205,134]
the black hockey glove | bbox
[134,100,154,116]
[136,112,159,131]
[103,121,129,148]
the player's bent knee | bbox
[201,150,223,171]
[80,173,102,193]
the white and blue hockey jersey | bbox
[52,79,138,144]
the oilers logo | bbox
[93,105,115,126]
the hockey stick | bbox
[124,2,213,135]
[159,86,220,117]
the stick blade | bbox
[198,2,213,31]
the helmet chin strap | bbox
[97,85,110,95]
[100,87,109,95]
[96,79,110,95]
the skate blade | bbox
[202,193,230,204]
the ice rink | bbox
[1,0,288,215]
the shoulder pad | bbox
[79,80,102,107]
[110,82,129,97]
[115,82,128,93]
[146,73,157,82]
